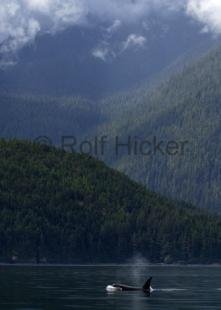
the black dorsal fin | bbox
[142,277,152,291]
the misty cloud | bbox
[92,33,146,62]
[106,20,122,35]
[187,0,221,34]
[0,0,221,66]
[92,46,110,62]
[122,34,146,51]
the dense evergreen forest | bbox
[0,44,221,212]
[0,139,221,264]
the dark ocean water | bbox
[0,265,220,309]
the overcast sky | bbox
[0,0,221,61]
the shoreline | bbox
[0,263,221,267]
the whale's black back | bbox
[112,277,152,293]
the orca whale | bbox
[106,277,153,295]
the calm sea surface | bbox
[0,265,220,309]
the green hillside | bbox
[0,139,221,264]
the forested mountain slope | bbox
[96,46,221,212]
[0,139,221,264]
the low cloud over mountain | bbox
[0,0,221,67]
